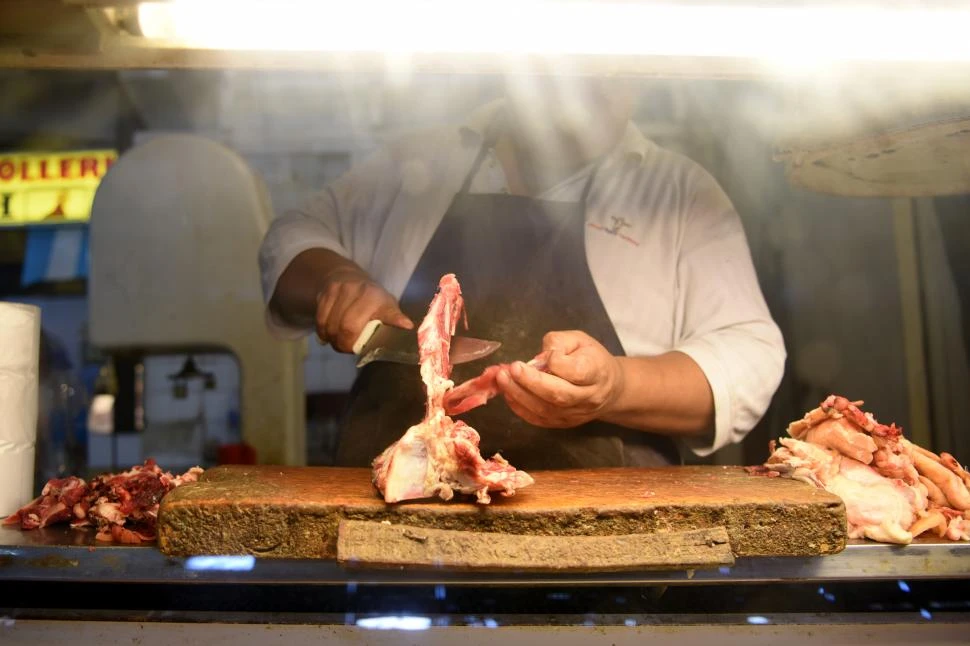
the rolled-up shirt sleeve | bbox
[257,147,401,339]
[673,169,786,456]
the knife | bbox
[352,319,502,368]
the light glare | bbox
[184,555,255,571]
[356,615,432,630]
[135,1,970,65]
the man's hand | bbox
[496,330,624,428]
[267,248,413,352]
[314,268,412,352]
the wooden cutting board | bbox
[157,465,846,563]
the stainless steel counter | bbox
[4,525,969,642]
[2,526,968,586]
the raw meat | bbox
[372,273,534,503]
[3,459,203,543]
[443,353,549,416]
[763,437,924,543]
[2,476,87,530]
[751,395,970,544]
[443,364,506,416]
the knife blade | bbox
[352,320,501,368]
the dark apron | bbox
[334,136,680,470]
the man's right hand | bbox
[314,267,413,353]
[269,248,413,353]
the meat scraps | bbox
[372,273,534,504]
[3,459,203,543]
[749,395,970,544]
[443,353,550,416]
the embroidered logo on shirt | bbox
[588,216,640,247]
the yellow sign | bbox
[0,150,118,226]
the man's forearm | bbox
[268,248,365,328]
[602,352,714,438]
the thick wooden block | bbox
[157,465,846,561]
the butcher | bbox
[257,75,786,469]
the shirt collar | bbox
[459,98,647,165]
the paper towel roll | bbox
[0,302,40,517]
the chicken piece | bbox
[787,395,918,484]
[827,456,923,544]
[766,437,924,544]
[872,434,919,485]
[374,411,533,504]
[937,506,970,541]
[940,452,970,489]
[909,509,948,539]
[754,394,970,544]
[919,475,949,507]
[797,418,878,464]
[373,274,533,503]
[912,450,970,511]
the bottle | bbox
[35,333,89,489]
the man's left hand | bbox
[495,330,624,428]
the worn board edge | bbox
[157,499,847,559]
[336,520,734,573]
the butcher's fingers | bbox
[315,279,363,346]
[540,330,588,356]
[527,351,552,372]
[509,361,580,405]
[802,421,876,464]
[323,281,368,349]
[545,349,599,386]
[496,369,570,428]
[913,452,970,511]
[342,297,412,351]
[318,280,411,352]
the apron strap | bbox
[458,114,502,195]
[458,141,492,195]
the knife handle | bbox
[352,319,382,356]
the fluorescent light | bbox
[184,555,256,571]
[136,1,970,64]
[356,615,432,630]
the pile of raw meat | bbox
[372,273,534,504]
[749,395,970,544]
[3,459,203,543]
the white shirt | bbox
[258,99,786,457]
